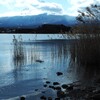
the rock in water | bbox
[56,72,63,76]
[35,60,44,63]
[55,98,60,100]
[57,90,66,98]
[61,84,68,89]
[46,81,51,84]
[48,97,52,100]
[20,97,25,100]
[49,85,55,90]
[40,96,46,100]
[53,82,60,85]
[44,84,47,87]
[55,86,61,90]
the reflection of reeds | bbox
[70,34,100,84]
[13,37,24,60]
[50,43,68,65]
[13,35,25,66]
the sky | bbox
[0,0,99,17]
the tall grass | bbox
[69,21,100,84]
[13,35,25,67]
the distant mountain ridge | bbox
[0,13,76,28]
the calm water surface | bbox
[0,40,76,99]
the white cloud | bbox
[0,0,64,17]
[37,3,63,14]
[66,0,99,16]
[0,0,99,17]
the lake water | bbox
[0,39,76,99]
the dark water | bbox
[0,40,77,99]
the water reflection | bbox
[12,40,74,84]
[70,40,100,86]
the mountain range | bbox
[0,13,76,28]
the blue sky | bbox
[0,0,99,17]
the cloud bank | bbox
[0,0,64,17]
[0,0,99,17]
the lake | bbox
[0,36,77,100]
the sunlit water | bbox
[0,40,76,99]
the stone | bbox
[49,85,55,90]
[48,97,52,100]
[20,96,25,100]
[55,86,61,90]
[35,89,38,91]
[55,98,60,100]
[57,90,66,98]
[40,96,46,100]
[46,81,51,84]
[44,84,47,87]
[53,82,60,85]
[61,84,68,89]
[35,60,44,63]
[56,72,63,76]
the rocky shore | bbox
[20,72,100,100]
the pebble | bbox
[40,95,46,100]
[46,81,51,84]
[35,89,38,91]
[55,86,61,90]
[48,97,52,100]
[53,82,60,85]
[57,90,66,98]
[61,84,68,89]
[44,84,47,87]
[56,72,63,76]
[49,85,55,90]
[20,96,25,100]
